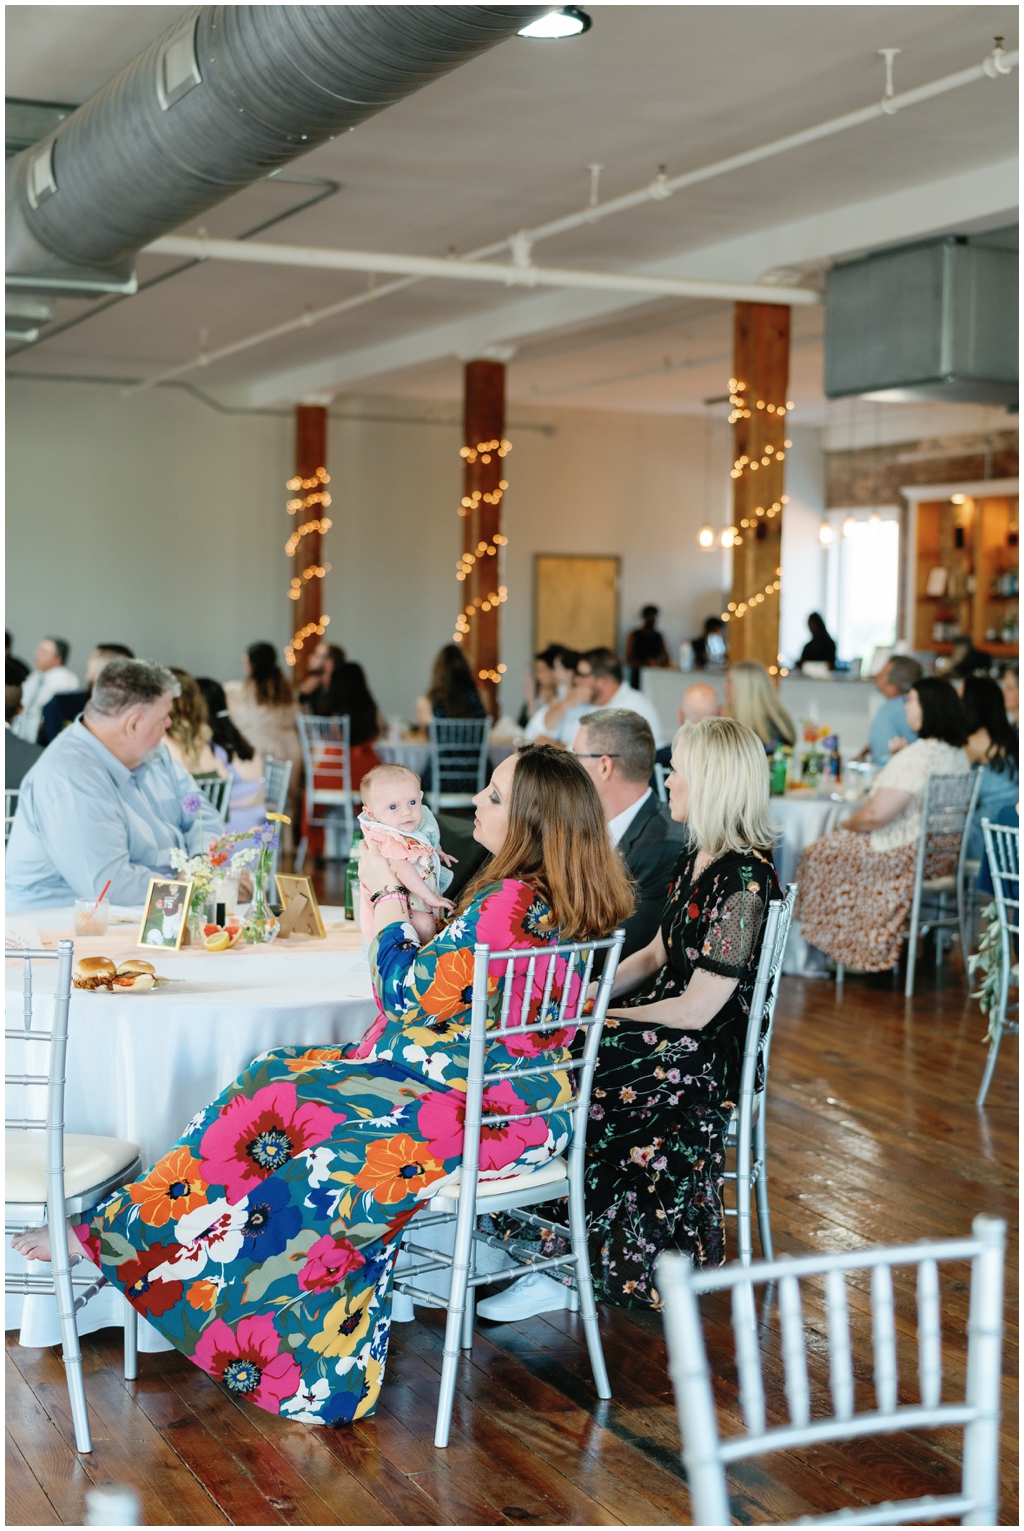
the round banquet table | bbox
[5,904,376,1350]
[770,791,853,974]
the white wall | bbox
[6,378,292,683]
[7,379,736,720]
[778,425,827,666]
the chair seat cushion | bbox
[6,1132,141,1203]
[435,1155,569,1202]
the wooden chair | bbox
[426,717,491,813]
[722,886,796,1265]
[295,714,354,870]
[395,927,625,1447]
[660,1215,1006,1525]
[975,819,1019,1107]
[5,942,143,1453]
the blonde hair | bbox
[728,660,796,747]
[459,744,634,941]
[672,717,774,856]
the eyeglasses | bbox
[574,753,620,758]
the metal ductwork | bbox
[6,4,548,293]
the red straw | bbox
[91,879,112,915]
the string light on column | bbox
[720,568,784,625]
[453,437,512,647]
[283,464,332,668]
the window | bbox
[824,511,900,665]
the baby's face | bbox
[368,778,423,832]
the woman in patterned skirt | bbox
[481,717,781,1321]
[797,677,969,972]
[13,746,633,1425]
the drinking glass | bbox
[74,899,110,937]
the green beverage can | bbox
[770,749,788,796]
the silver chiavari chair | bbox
[5,941,143,1453]
[426,716,492,813]
[263,755,293,884]
[723,886,796,1265]
[653,763,670,803]
[660,1214,1006,1526]
[904,770,982,998]
[194,774,231,819]
[295,713,353,870]
[396,927,625,1447]
[975,820,1019,1108]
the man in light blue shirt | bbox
[868,655,923,765]
[6,659,225,910]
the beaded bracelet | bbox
[372,891,408,910]
[369,885,406,906]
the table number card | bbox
[275,875,327,939]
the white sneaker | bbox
[391,1290,415,1323]
[475,1270,571,1322]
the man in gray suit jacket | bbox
[572,707,688,959]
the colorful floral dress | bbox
[76,880,579,1425]
[576,847,778,1308]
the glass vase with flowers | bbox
[170,793,255,943]
[232,813,290,945]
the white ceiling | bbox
[5,3,1019,426]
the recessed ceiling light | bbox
[518,7,592,39]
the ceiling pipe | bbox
[127,236,818,393]
[128,38,1017,394]
[5,4,550,291]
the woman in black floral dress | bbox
[481,717,781,1320]
[588,716,780,1307]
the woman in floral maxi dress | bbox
[16,747,632,1426]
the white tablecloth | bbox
[770,794,852,974]
[6,905,376,1349]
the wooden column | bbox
[285,404,331,679]
[454,360,509,716]
[726,304,791,670]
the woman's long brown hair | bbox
[458,744,635,941]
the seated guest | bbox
[948,636,992,680]
[197,677,267,832]
[5,683,42,788]
[625,605,670,689]
[962,676,1019,863]
[11,637,79,743]
[523,647,583,741]
[13,746,634,1425]
[727,660,796,750]
[555,649,666,749]
[165,669,230,779]
[867,655,922,764]
[797,611,837,670]
[301,640,382,787]
[5,631,29,687]
[654,681,721,771]
[521,644,572,734]
[1000,663,1018,726]
[797,677,969,972]
[572,708,688,957]
[225,642,302,798]
[479,717,779,1320]
[39,643,135,744]
[416,643,488,726]
[6,659,225,910]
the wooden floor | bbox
[7,958,1018,1527]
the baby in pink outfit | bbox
[358,764,457,945]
